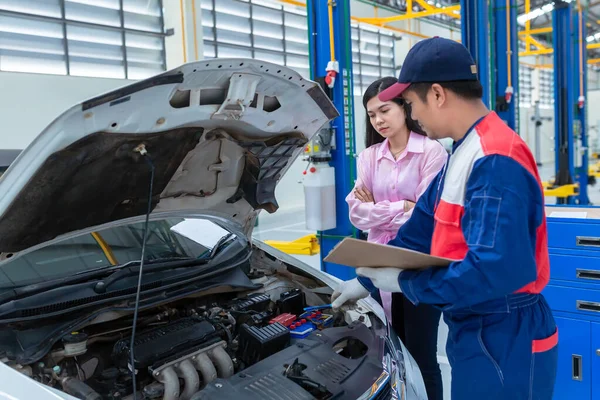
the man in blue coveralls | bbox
[332,37,558,399]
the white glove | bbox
[356,267,402,293]
[331,278,370,310]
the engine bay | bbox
[2,248,386,400]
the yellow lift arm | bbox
[264,234,320,256]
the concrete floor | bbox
[253,164,600,400]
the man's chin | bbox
[423,130,437,139]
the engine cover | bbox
[191,322,385,400]
[113,318,217,369]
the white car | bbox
[0,59,426,400]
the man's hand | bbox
[354,187,375,203]
[331,278,370,310]
[356,267,403,293]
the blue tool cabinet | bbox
[544,206,600,400]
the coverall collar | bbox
[451,112,493,153]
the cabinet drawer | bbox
[543,284,600,316]
[553,317,591,400]
[550,252,600,284]
[547,221,600,252]
[592,323,600,400]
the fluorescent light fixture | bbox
[587,32,600,42]
[517,0,573,24]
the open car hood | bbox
[0,59,337,256]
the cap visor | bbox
[378,83,411,102]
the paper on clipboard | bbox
[323,238,455,269]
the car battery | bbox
[288,319,315,339]
[268,310,334,340]
[299,310,333,329]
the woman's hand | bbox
[354,187,375,203]
[404,200,416,212]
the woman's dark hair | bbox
[363,77,426,148]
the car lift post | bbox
[572,2,589,204]
[552,0,589,204]
[307,0,358,279]
[461,0,518,127]
[460,0,491,108]
[493,0,519,131]
[553,1,575,203]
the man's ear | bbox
[430,83,446,107]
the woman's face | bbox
[366,96,407,140]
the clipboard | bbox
[323,237,455,269]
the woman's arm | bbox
[345,150,407,231]
[382,140,448,231]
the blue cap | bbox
[379,37,478,102]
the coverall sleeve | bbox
[346,150,408,231]
[398,155,545,310]
[381,142,447,232]
[357,169,442,293]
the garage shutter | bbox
[0,0,167,79]
[351,23,396,96]
[201,0,397,94]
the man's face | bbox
[402,86,449,140]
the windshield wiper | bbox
[92,257,207,293]
[209,233,236,259]
[0,257,206,304]
[93,234,238,294]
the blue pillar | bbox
[493,0,519,130]
[306,0,358,279]
[553,1,575,203]
[460,0,491,108]
[572,6,590,204]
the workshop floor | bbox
[253,163,599,400]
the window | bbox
[539,68,554,107]
[351,23,397,96]
[519,64,533,107]
[201,0,310,78]
[0,0,167,79]
[201,0,396,93]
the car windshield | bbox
[0,217,237,289]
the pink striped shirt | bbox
[346,132,448,245]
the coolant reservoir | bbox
[303,163,336,231]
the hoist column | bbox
[306,0,358,279]
[553,1,575,202]
[572,3,590,204]
[460,0,491,107]
[493,0,519,130]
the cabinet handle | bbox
[576,301,600,313]
[572,355,582,381]
[576,269,600,281]
[576,236,600,248]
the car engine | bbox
[5,265,386,400]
